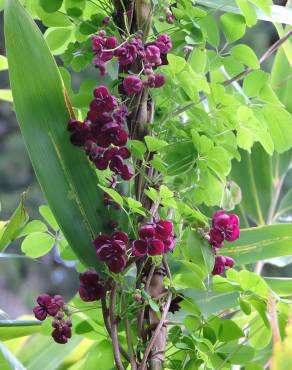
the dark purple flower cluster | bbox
[208,210,240,275]
[132,220,175,257]
[33,294,72,344]
[92,32,172,94]
[79,270,106,302]
[93,231,128,273]
[68,86,133,181]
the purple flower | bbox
[209,228,225,249]
[93,86,117,112]
[132,220,175,257]
[155,34,172,54]
[93,232,128,273]
[102,16,110,26]
[154,74,165,88]
[212,255,234,275]
[79,270,105,302]
[33,294,64,321]
[67,120,91,147]
[51,320,72,344]
[144,45,161,66]
[212,210,240,242]
[123,76,143,94]
[115,43,137,65]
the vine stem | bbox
[109,284,125,370]
[101,293,131,363]
[138,291,173,370]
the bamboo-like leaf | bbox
[0,320,41,341]
[0,342,25,370]
[196,0,292,25]
[4,0,111,269]
[220,224,292,265]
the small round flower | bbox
[51,321,72,344]
[145,45,161,66]
[154,74,165,88]
[123,76,143,94]
[93,86,117,112]
[155,34,172,54]
[79,270,105,302]
[102,16,110,26]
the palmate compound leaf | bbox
[4,0,112,270]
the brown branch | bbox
[101,294,131,363]
[109,284,125,370]
[138,291,173,370]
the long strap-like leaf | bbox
[4,0,110,269]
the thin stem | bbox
[101,297,131,362]
[109,284,125,370]
[138,291,173,370]
[125,314,137,370]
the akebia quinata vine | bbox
[4,0,292,369]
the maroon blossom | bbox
[154,74,166,88]
[33,294,64,321]
[155,34,172,54]
[102,16,110,26]
[79,270,105,302]
[68,120,91,147]
[93,86,117,111]
[115,42,137,65]
[52,320,72,344]
[93,231,128,273]
[144,44,161,66]
[132,220,175,257]
[209,210,240,248]
[123,76,143,94]
[212,255,234,275]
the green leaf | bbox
[0,55,8,71]
[39,205,59,230]
[83,340,114,370]
[5,0,111,269]
[173,272,206,290]
[129,140,147,160]
[263,105,292,153]
[99,185,124,207]
[44,27,74,55]
[220,224,292,265]
[21,232,55,258]
[0,197,28,252]
[17,220,48,237]
[145,136,168,152]
[230,44,259,69]
[243,70,269,97]
[218,319,245,342]
[236,0,257,26]
[186,230,214,276]
[220,13,246,43]
[39,0,63,13]
[0,320,41,341]
[264,277,292,297]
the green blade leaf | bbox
[196,0,292,25]
[0,320,41,341]
[0,342,26,370]
[0,196,28,252]
[4,0,111,269]
[220,224,292,265]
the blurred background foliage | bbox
[0,0,291,320]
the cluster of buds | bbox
[207,210,240,275]
[132,220,175,257]
[92,32,172,93]
[68,86,133,182]
[33,294,72,344]
[159,7,176,24]
[93,231,128,273]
